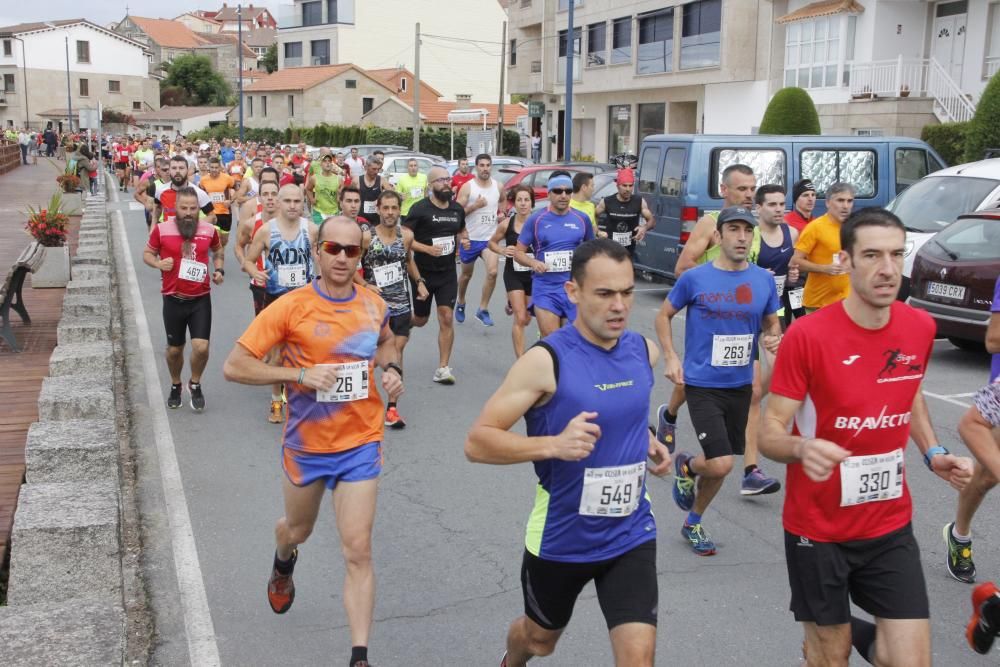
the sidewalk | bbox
[0,159,81,565]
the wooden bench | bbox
[0,243,45,352]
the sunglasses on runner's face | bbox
[319,241,362,258]
[549,188,572,195]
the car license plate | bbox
[926,281,966,301]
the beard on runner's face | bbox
[170,171,187,186]
[433,185,452,201]
[176,213,198,240]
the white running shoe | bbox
[432,366,456,385]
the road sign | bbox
[78,109,100,129]
[528,101,545,118]
[466,130,494,157]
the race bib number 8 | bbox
[278,264,307,288]
[711,334,754,367]
[373,262,403,288]
[513,252,533,272]
[579,462,645,517]
[545,250,572,273]
[432,236,455,255]
[178,258,208,283]
[316,361,370,403]
[840,449,904,507]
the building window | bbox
[400,77,407,92]
[288,94,295,116]
[608,104,631,155]
[638,103,665,144]
[79,78,89,96]
[327,0,339,22]
[510,39,517,67]
[109,80,121,93]
[284,41,302,67]
[76,40,90,63]
[248,95,253,116]
[346,79,357,89]
[681,0,722,70]
[3,73,14,92]
[611,17,632,65]
[784,16,856,89]
[262,95,267,116]
[3,40,11,57]
[638,9,674,74]
[133,101,142,111]
[557,27,582,83]
[362,96,374,114]
[311,39,330,65]
[587,22,606,66]
[302,1,322,26]
[986,2,1000,79]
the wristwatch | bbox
[214,267,225,275]
[923,445,949,470]
[384,362,403,378]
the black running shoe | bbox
[189,381,205,412]
[167,383,182,409]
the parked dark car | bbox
[908,209,1000,350]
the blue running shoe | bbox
[655,403,676,453]
[455,303,466,323]
[740,467,781,496]
[681,522,716,556]
[476,308,495,326]
[672,451,695,511]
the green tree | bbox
[964,71,1000,162]
[759,87,821,135]
[261,44,278,74]
[161,53,232,106]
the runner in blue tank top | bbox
[514,171,594,337]
[467,239,671,667]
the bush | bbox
[921,121,968,166]
[759,87,821,135]
[964,71,1000,162]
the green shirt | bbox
[313,172,341,215]
[570,199,597,233]
[698,211,762,264]
[397,173,428,216]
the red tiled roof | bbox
[777,0,865,24]
[243,64,355,92]
[367,98,527,125]
[129,16,206,48]
[366,67,443,101]
[214,4,271,21]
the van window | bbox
[711,149,785,198]
[660,148,685,196]
[801,149,876,198]
[637,147,661,194]
[894,148,928,193]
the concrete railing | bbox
[0,190,130,665]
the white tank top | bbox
[464,178,500,242]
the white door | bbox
[933,2,967,83]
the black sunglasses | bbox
[320,241,362,258]
[549,188,572,195]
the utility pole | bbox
[563,1,574,163]
[497,21,506,155]
[14,36,27,129]
[413,22,420,152]
[238,4,244,141]
[64,34,73,132]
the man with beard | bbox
[403,166,468,384]
[143,187,224,411]
[150,155,215,228]
[455,154,504,327]
[595,168,655,256]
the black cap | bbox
[792,179,816,203]
[717,206,757,229]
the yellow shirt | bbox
[570,199,597,234]
[795,213,850,309]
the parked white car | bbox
[887,158,1000,299]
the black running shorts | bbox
[162,294,212,346]
[389,313,412,338]
[410,271,457,319]
[215,213,233,233]
[503,264,533,296]
[784,523,929,626]
[684,384,753,459]
[521,539,657,631]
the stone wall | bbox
[816,98,939,139]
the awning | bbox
[777,0,865,25]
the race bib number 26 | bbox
[315,361,369,403]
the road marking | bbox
[111,191,221,666]
[923,391,972,408]
[944,392,977,398]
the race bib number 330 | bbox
[840,449,904,507]
[579,462,645,517]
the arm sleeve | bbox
[667,272,691,311]
[145,225,162,253]
[765,274,781,316]
[769,323,810,401]
[237,297,292,359]
[794,224,816,255]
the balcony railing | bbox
[986,57,1000,80]
[849,56,975,124]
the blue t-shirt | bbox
[220,147,235,164]
[517,207,593,292]
[524,325,656,562]
[668,262,780,388]
[991,276,1000,383]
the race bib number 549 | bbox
[579,462,645,517]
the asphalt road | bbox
[113,195,1000,666]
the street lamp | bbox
[44,22,72,133]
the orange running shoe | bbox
[268,399,284,424]
[384,406,406,430]
[967,581,1000,654]
[267,549,297,614]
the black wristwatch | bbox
[416,277,426,284]
[384,362,403,378]
[214,267,225,275]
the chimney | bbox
[456,94,472,110]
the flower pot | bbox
[900,89,911,98]
[31,245,71,288]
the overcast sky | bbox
[0,1,285,28]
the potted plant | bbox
[900,83,911,98]
[56,166,80,193]
[24,192,72,287]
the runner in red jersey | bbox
[450,157,475,197]
[761,208,973,666]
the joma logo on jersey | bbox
[834,406,911,437]
[594,380,634,392]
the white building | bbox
[0,19,159,131]
[275,0,508,101]
[133,105,234,134]
[507,0,1000,162]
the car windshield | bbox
[931,217,1000,261]
[888,176,1000,233]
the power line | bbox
[421,32,504,46]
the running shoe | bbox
[654,403,676,453]
[455,303,466,323]
[476,309,495,327]
[432,366,456,385]
[189,382,205,412]
[167,383,182,409]
[944,522,977,584]
[505,301,513,316]
[268,399,284,424]
[385,406,406,429]
[267,549,297,614]
[740,468,781,496]
[967,582,1000,654]
[672,451,695,511]
[681,522,716,556]
[499,651,508,667]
